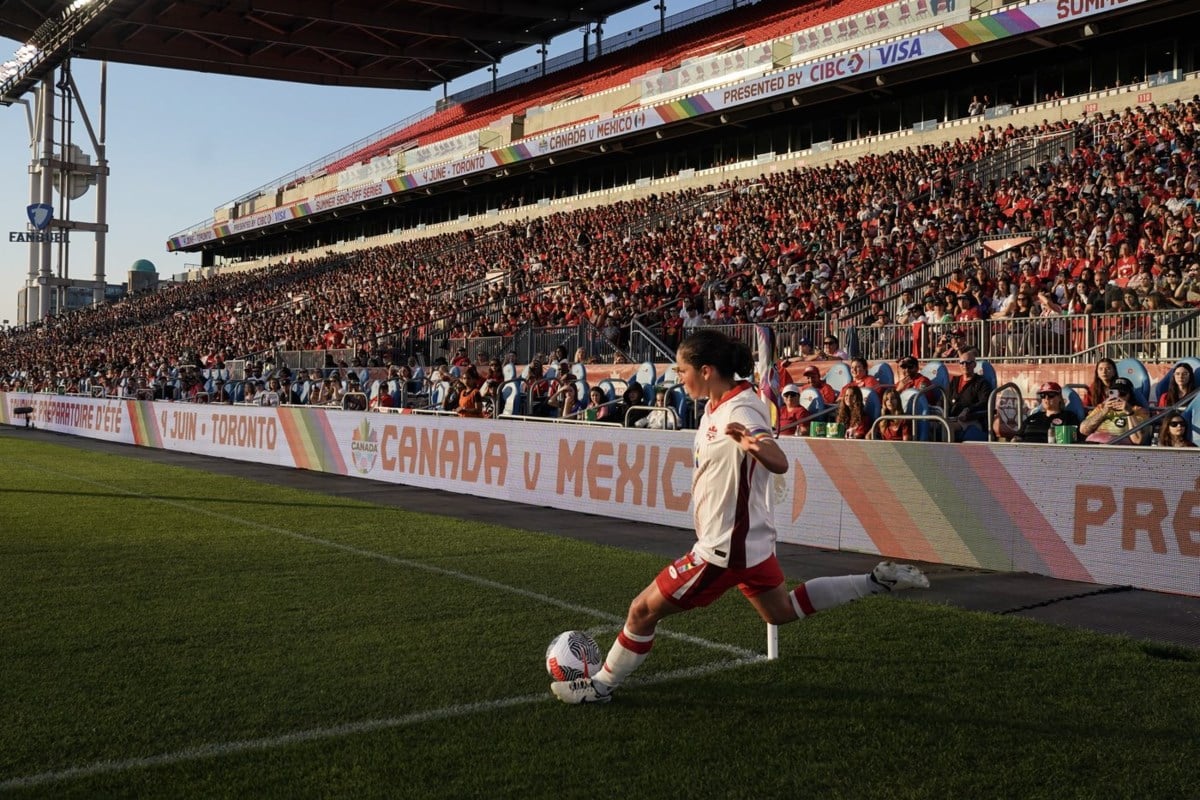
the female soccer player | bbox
[552,330,928,704]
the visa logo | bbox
[876,38,923,66]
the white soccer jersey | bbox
[690,382,777,569]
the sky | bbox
[0,1,680,326]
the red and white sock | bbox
[790,574,882,619]
[595,626,655,689]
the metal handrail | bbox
[623,403,678,429]
[986,381,1023,444]
[868,413,951,442]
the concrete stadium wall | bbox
[4,391,1195,598]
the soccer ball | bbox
[545,630,603,681]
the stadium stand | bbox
[4,0,1199,448]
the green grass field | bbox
[1,436,1198,799]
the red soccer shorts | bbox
[654,551,785,610]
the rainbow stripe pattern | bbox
[654,95,715,123]
[276,407,348,473]
[125,401,164,449]
[800,440,1092,581]
[938,7,1039,48]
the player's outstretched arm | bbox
[725,422,788,474]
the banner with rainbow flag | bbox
[5,389,1194,597]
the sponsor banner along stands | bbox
[4,390,1194,597]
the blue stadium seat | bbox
[899,388,932,441]
[1062,386,1085,422]
[798,387,826,416]
[500,379,525,416]
[961,425,989,442]
[502,363,517,382]
[429,380,451,410]
[824,362,852,393]
[869,362,894,387]
[570,362,586,382]
[920,361,949,395]
[1184,396,1200,442]
[1116,358,1151,407]
[858,386,881,423]
[635,361,656,389]
[975,360,997,392]
[666,385,691,428]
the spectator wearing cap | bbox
[450,347,472,368]
[926,297,953,325]
[896,301,923,326]
[779,383,807,436]
[954,292,981,323]
[946,349,990,442]
[1079,376,1151,444]
[802,365,838,405]
[1009,382,1080,443]
[895,356,937,405]
[793,337,821,362]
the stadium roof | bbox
[0,0,642,96]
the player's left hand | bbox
[725,422,753,445]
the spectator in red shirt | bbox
[802,365,838,405]
[779,383,808,436]
[848,358,881,391]
[895,356,937,405]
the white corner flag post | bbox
[766,473,787,661]
[756,324,782,661]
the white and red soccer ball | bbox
[545,630,602,681]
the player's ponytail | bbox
[678,330,754,381]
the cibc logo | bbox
[10,203,68,243]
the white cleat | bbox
[550,677,613,704]
[871,561,930,591]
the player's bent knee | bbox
[627,596,656,628]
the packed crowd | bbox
[3,96,1200,404]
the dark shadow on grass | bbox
[0,487,364,511]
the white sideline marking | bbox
[8,461,758,660]
[0,658,763,790]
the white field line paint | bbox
[0,657,764,791]
[9,460,763,665]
